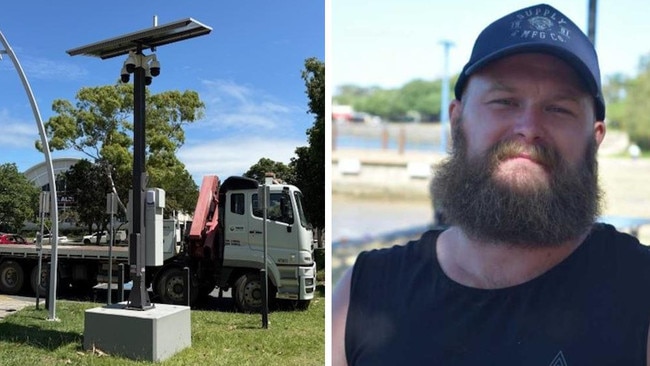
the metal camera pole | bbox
[66,18,212,313]
[127,45,152,309]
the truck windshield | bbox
[293,191,308,228]
[253,192,294,225]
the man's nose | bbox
[512,107,545,143]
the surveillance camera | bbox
[124,52,137,73]
[120,66,130,83]
[150,59,160,77]
[145,68,152,85]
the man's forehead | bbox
[468,53,592,95]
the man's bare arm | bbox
[332,267,353,366]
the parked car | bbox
[0,233,29,244]
[83,230,127,245]
[83,231,108,245]
[36,233,70,244]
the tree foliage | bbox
[63,159,112,233]
[39,83,204,217]
[0,163,39,232]
[147,153,198,215]
[244,158,294,183]
[623,56,650,150]
[334,75,457,122]
[291,57,325,237]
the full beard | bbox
[430,122,601,247]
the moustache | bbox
[488,140,560,169]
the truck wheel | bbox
[30,265,48,297]
[155,267,197,306]
[292,299,311,311]
[234,272,273,313]
[277,299,311,311]
[0,261,25,295]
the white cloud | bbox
[8,56,89,81]
[198,79,302,131]
[0,109,39,147]
[178,135,305,183]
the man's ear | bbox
[594,120,606,147]
[449,99,462,129]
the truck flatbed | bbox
[0,244,129,260]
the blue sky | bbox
[0,1,324,183]
[332,0,650,90]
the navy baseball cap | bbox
[454,4,605,121]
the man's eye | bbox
[548,106,574,115]
[490,99,516,106]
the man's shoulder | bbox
[356,229,444,264]
[589,222,650,270]
[590,223,649,250]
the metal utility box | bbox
[145,188,165,266]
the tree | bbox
[244,158,294,183]
[291,57,325,245]
[63,159,112,234]
[38,83,204,217]
[602,73,630,129]
[147,153,198,215]
[333,74,460,122]
[0,163,39,232]
[624,70,650,150]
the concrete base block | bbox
[83,302,191,362]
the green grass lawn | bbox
[0,290,325,365]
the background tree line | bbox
[335,52,650,150]
[0,58,324,241]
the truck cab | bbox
[221,177,316,311]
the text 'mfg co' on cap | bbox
[454,3,605,121]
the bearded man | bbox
[332,4,650,365]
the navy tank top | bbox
[345,224,650,365]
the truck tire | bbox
[234,272,274,313]
[30,265,48,297]
[0,261,25,295]
[155,267,198,306]
[292,299,311,311]
[277,299,311,311]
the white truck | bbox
[152,174,317,311]
[0,175,317,312]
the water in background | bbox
[332,123,442,247]
[335,135,439,152]
[332,195,433,247]
[333,122,447,154]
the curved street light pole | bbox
[0,30,60,321]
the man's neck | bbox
[436,226,589,289]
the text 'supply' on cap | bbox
[454,3,605,121]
